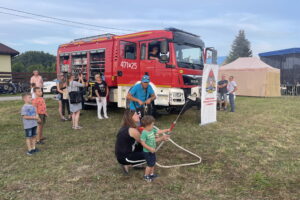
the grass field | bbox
[1,97,299,200]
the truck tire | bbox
[50,86,57,94]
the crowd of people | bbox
[22,71,168,182]
[22,70,110,150]
[21,70,237,182]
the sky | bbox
[0,0,299,56]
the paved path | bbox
[0,94,56,101]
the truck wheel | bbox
[165,107,177,114]
[50,86,57,94]
[149,102,160,117]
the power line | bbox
[0,11,126,35]
[0,6,136,32]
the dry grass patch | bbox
[0,96,299,200]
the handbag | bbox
[69,81,82,104]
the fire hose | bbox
[126,95,202,168]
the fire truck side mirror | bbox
[160,54,169,63]
[160,40,169,54]
[205,47,218,64]
[211,49,217,65]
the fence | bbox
[0,72,57,83]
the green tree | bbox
[225,30,252,64]
[27,64,46,73]
[12,51,56,72]
[12,62,25,72]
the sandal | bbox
[73,126,82,130]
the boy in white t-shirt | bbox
[227,76,237,112]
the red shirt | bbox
[32,97,47,114]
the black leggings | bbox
[116,152,145,165]
[62,99,70,116]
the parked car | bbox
[43,79,57,94]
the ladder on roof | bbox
[73,34,116,42]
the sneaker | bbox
[75,126,83,129]
[32,148,40,153]
[98,116,103,119]
[143,175,152,182]
[149,174,159,179]
[26,150,33,155]
[104,116,109,119]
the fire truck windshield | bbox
[174,43,204,70]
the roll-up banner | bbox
[200,64,219,125]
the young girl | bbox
[94,74,109,119]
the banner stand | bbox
[200,64,219,126]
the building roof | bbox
[221,57,279,72]
[259,48,300,57]
[0,43,19,56]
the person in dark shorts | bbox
[56,73,66,121]
[217,74,228,110]
[21,93,41,155]
[140,115,170,182]
[57,76,71,121]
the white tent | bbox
[219,57,281,97]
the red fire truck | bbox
[57,28,217,110]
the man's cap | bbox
[141,75,150,83]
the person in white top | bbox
[227,76,238,112]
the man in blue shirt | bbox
[126,75,156,116]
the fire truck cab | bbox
[57,28,217,109]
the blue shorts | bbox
[144,152,156,167]
[24,126,37,138]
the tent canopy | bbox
[221,57,279,71]
[219,57,281,97]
